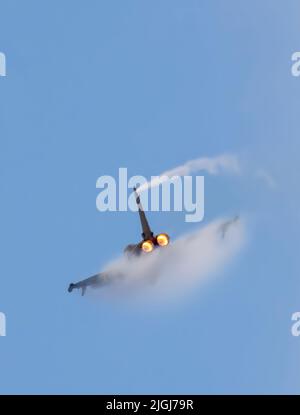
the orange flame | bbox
[141,240,154,253]
[156,233,170,247]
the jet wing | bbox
[68,271,123,296]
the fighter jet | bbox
[68,187,170,295]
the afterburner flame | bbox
[156,233,170,247]
[142,240,154,253]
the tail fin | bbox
[133,187,153,240]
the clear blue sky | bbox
[0,1,300,394]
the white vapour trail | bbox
[95,216,245,304]
[255,168,277,190]
[137,154,240,193]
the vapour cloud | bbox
[136,154,240,193]
[91,216,245,305]
[255,168,277,190]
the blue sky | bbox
[0,1,300,394]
